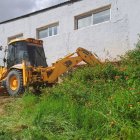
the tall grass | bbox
[0,43,140,139]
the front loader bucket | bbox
[76,47,101,65]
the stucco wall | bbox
[0,0,140,66]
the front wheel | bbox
[6,69,24,96]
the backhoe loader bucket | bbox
[76,47,101,65]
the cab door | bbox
[7,44,16,68]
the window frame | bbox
[75,5,111,30]
[36,22,59,39]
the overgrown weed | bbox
[0,42,140,139]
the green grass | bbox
[0,43,140,140]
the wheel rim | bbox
[9,76,18,91]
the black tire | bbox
[6,69,24,96]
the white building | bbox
[0,0,140,66]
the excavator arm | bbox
[44,47,101,83]
[22,47,101,86]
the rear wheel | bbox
[6,70,24,96]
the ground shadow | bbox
[0,88,9,97]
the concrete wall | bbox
[0,0,140,66]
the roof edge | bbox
[0,0,81,24]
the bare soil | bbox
[0,89,13,115]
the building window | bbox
[37,23,59,39]
[93,9,110,25]
[8,33,23,43]
[75,6,111,29]
[77,14,92,29]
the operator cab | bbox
[7,38,48,68]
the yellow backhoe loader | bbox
[0,38,101,96]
